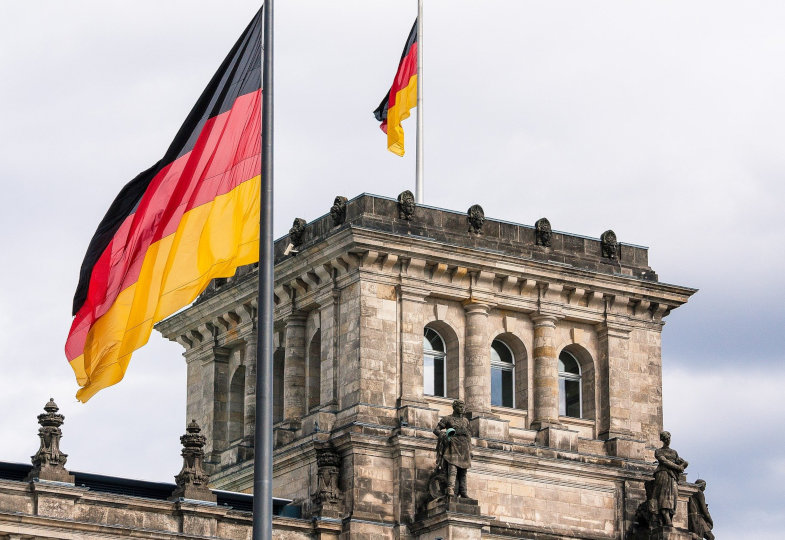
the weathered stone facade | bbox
[155,193,701,539]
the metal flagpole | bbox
[415,0,424,204]
[253,0,274,539]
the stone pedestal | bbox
[535,425,578,451]
[646,526,694,540]
[605,436,646,460]
[469,415,509,441]
[412,496,492,540]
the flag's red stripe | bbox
[66,89,261,361]
[387,43,417,111]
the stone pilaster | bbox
[283,311,308,426]
[463,301,491,416]
[399,288,427,407]
[530,314,561,429]
[597,322,634,441]
[316,291,339,410]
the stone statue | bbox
[601,229,618,260]
[330,196,348,227]
[535,217,552,247]
[648,430,688,527]
[289,217,307,248]
[397,190,416,220]
[432,399,472,497]
[467,204,485,234]
[688,479,714,540]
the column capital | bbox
[399,286,428,303]
[530,312,562,327]
[462,299,492,314]
[596,320,633,339]
[286,310,308,325]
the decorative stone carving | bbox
[329,195,348,227]
[601,229,618,260]
[25,398,74,483]
[637,431,688,531]
[397,190,416,220]
[467,204,485,234]
[289,218,307,248]
[169,420,216,502]
[535,217,552,247]
[311,442,342,518]
[688,479,715,540]
[430,399,472,498]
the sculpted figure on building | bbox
[648,430,689,527]
[432,399,472,498]
[397,190,416,220]
[688,479,715,540]
[467,204,485,234]
[329,195,348,227]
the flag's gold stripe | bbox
[71,176,261,402]
[387,74,418,156]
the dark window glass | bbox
[490,339,514,408]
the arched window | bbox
[491,340,514,408]
[228,366,245,442]
[423,328,446,397]
[558,350,582,418]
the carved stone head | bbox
[467,204,485,234]
[535,217,552,247]
[601,229,618,260]
[289,218,307,247]
[452,399,466,416]
[330,196,348,227]
[397,190,416,220]
[659,430,671,446]
[695,479,707,491]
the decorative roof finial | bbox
[169,420,217,503]
[25,398,74,483]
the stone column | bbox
[530,314,561,429]
[283,311,308,426]
[399,289,427,407]
[463,302,491,416]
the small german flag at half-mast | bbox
[374,19,418,156]
[66,9,262,402]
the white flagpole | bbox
[415,0,424,204]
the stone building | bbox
[153,192,702,539]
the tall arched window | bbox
[491,340,514,408]
[558,350,582,418]
[423,328,446,397]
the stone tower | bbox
[157,193,698,539]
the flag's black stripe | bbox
[373,19,417,122]
[72,8,262,316]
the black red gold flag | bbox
[66,9,263,402]
[374,19,418,156]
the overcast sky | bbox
[1,1,783,538]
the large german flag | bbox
[374,19,417,156]
[66,9,263,402]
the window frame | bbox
[423,327,447,397]
[558,350,582,418]
[490,339,515,408]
